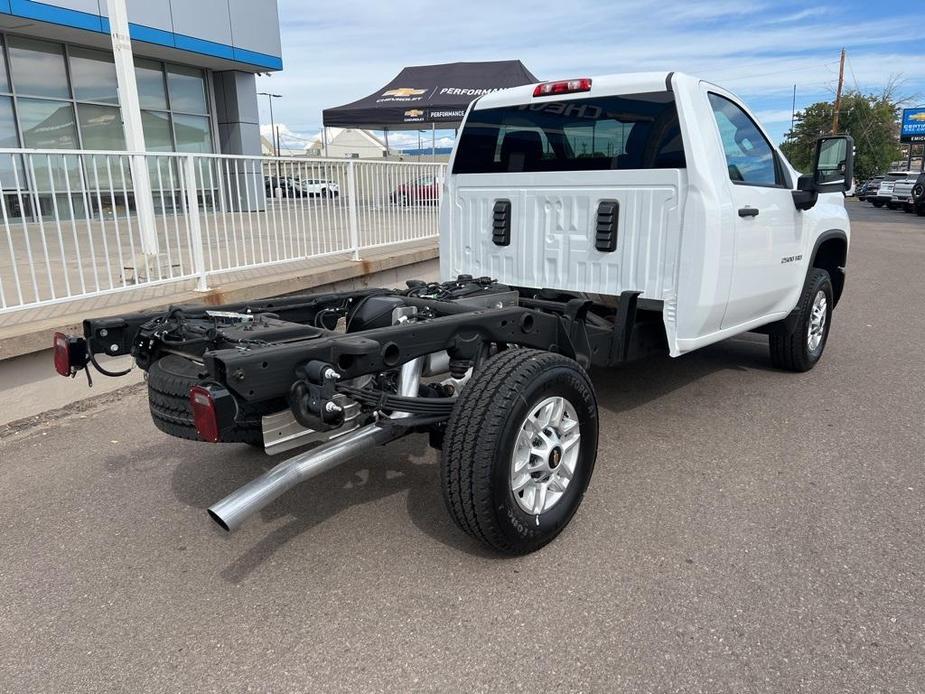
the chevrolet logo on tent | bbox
[383,88,426,97]
[404,109,425,118]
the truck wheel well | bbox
[812,237,847,306]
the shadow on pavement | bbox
[168,332,776,581]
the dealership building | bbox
[0,0,281,158]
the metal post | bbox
[106,0,158,256]
[346,159,360,260]
[183,155,208,291]
[432,122,436,162]
[322,126,329,158]
[258,92,282,157]
[384,128,390,158]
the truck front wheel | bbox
[441,349,599,555]
[769,269,833,372]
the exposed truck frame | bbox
[54,72,854,554]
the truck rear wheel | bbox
[441,349,598,554]
[147,355,277,446]
[769,269,833,372]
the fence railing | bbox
[0,149,445,314]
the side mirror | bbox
[792,135,855,211]
[813,135,854,193]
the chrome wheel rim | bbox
[807,290,827,353]
[510,396,581,515]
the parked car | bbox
[299,179,340,198]
[894,173,924,213]
[872,171,915,209]
[857,177,882,201]
[392,176,440,204]
[265,176,305,198]
[903,173,925,216]
[54,72,853,555]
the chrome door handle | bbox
[738,207,759,218]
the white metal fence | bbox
[0,149,445,314]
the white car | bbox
[872,171,915,209]
[298,178,340,197]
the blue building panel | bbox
[0,0,282,71]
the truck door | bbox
[707,93,803,329]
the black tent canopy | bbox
[322,60,538,132]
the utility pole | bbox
[106,0,158,256]
[790,84,797,137]
[258,92,282,157]
[832,48,846,134]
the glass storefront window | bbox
[70,47,118,105]
[141,110,173,151]
[174,114,212,153]
[3,37,214,152]
[0,37,9,93]
[0,96,23,190]
[7,37,70,99]
[135,58,168,111]
[17,99,80,191]
[18,98,79,149]
[77,104,125,150]
[167,65,207,114]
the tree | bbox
[780,88,903,181]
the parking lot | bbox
[0,199,922,692]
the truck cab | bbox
[441,71,851,358]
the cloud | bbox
[260,0,925,144]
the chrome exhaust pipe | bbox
[208,423,400,531]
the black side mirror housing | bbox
[792,174,819,211]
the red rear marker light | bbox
[533,78,592,98]
[189,384,237,443]
[53,332,71,376]
[190,386,221,443]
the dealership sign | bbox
[900,108,925,143]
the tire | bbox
[887,202,898,210]
[917,205,925,217]
[904,205,913,214]
[872,201,884,208]
[441,349,599,554]
[769,268,833,372]
[147,355,280,445]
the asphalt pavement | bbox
[1,200,923,693]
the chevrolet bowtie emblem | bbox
[383,88,426,97]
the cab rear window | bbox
[452,92,685,174]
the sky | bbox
[256,0,925,152]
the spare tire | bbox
[147,355,282,445]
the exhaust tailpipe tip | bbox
[205,423,399,532]
[207,508,231,532]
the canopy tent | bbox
[321,60,538,156]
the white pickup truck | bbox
[443,71,852,367]
[56,72,853,555]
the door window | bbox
[708,93,780,186]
